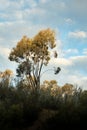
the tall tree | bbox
[9,28,57,91]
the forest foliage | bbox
[0,29,87,130]
[0,78,87,130]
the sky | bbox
[0,0,87,89]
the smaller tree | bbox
[0,69,13,86]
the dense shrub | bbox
[0,80,87,130]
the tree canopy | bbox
[9,28,57,91]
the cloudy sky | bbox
[0,0,87,89]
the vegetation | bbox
[9,28,56,91]
[0,29,87,130]
[0,79,87,130]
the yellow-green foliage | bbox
[9,29,56,91]
[9,28,56,65]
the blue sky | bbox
[0,0,87,89]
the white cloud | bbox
[39,0,48,3]
[69,31,87,39]
[42,63,87,89]
[48,55,87,88]
[71,55,87,63]
[64,49,79,56]
[0,0,38,22]
[50,57,73,67]
[0,0,37,11]
[0,0,10,10]
[0,45,10,57]
[54,39,64,57]
[23,7,45,18]
[24,0,37,8]
[60,74,87,89]
[50,54,87,73]
[0,21,49,48]
[70,56,87,72]
[57,58,73,66]
[83,48,87,55]
[78,76,87,89]
[65,18,73,24]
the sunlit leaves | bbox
[9,36,32,62]
[33,28,56,48]
[62,83,74,94]
[9,28,56,65]
[0,69,13,79]
[0,69,13,86]
[41,80,75,98]
[32,28,56,65]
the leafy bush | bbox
[0,79,87,130]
